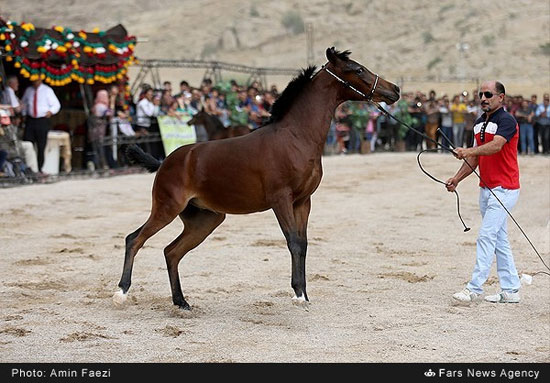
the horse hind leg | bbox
[113,225,143,305]
[113,202,183,306]
[164,205,225,310]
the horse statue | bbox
[114,48,400,310]
[188,109,251,140]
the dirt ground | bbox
[1,152,549,363]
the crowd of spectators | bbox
[1,73,550,179]
[330,89,550,156]
[139,78,278,133]
[136,79,550,158]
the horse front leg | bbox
[273,196,311,307]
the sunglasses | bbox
[478,91,501,99]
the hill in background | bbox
[2,0,549,96]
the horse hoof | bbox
[175,302,192,311]
[292,295,310,310]
[112,289,128,306]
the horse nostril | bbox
[393,84,401,94]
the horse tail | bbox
[126,145,162,173]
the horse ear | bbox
[326,47,338,65]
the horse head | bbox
[187,108,208,126]
[325,47,400,105]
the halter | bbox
[322,65,379,101]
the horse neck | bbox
[281,72,343,152]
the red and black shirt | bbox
[472,107,520,190]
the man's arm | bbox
[46,87,61,117]
[454,135,507,158]
[445,156,479,192]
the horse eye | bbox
[356,68,364,75]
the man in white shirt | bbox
[21,79,61,173]
[1,76,22,115]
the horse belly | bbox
[192,177,270,215]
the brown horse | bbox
[187,109,250,140]
[114,48,400,310]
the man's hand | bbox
[453,147,474,159]
[45,111,52,118]
[445,177,458,192]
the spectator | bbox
[347,102,369,153]
[0,117,38,174]
[175,80,192,100]
[529,94,539,153]
[406,96,425,151]
[439,98,453,151]
[516,99,535,155]
[163,81,172,95]
[463,99,480,148]
[229,89,250,128]
[189,88,203,112]
[366,104,381,150]
[451,95,467,148]
[247,91,268,130]
[136,87,163,158]
[334,103,351,154]
[136,88,157,134]
[260,91,275,125]
[21,79,61,174]
[166,100,182,119]
[88,89,112,170]
[201,78,213,96]
[107,85,133,139]
[535,93,550,154]
[424,100,439,149]
[375,101,388,148]
[1,76,22,124]
[204,88,230,127]
[160,89,175,115]
[262,90,275,109]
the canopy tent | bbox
[0,19,136,87]
[0,19,139,171]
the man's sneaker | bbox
[452,288,480,302]
[484,291,520,303]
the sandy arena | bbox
[1,152,549,363]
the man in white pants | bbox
[446,80,521,304]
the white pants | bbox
[467,187,521,294]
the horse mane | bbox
[265,65,317,123]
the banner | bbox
[157,115,197,156]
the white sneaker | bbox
[484,291,520,303]
[452,288,480,302]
